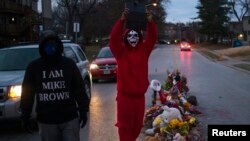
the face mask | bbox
[126,30,139,47]
[44,41,57,56]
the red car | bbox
[180,41,191,51]
[90,47,117,82]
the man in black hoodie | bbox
[20,34,89,141]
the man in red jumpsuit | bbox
[109,8,157,141]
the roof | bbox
[1,44,39,50]
[61,40,73,43]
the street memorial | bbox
[143,70,205,141]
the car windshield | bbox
[181,42,189,44]
[0,48,40,71]
[96,48,113,58]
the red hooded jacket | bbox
[109,19,157,97]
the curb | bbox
[196,48,250,75]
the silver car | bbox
[0,42,92,120]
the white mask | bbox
[126,30,139,47]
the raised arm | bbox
[109,9,128,59]
[144,11,158,55]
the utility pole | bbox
[66,22,68,39]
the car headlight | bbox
[90,63,99,70]
[9,85,22,98]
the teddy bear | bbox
[150,106,178,130]
[145,105,183,135]
[160,105,183,123]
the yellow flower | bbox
[169,118,180,128]
[154,117,162,126]
[178,121,188,127]
[189,117,196,125]
[160,127,165,133]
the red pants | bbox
[116,92,145,141]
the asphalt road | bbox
[1,44,250,141]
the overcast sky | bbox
[166,0,199,23]
[38,0,199,23]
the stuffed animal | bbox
[160,105,183,123]
[152,105,183,128]
[173,133,186,141]
[145,106,183,135]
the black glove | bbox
[79,112,88,128]
[21,117,33,133]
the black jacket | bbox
[20,35,89,124]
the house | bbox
[242,16,250,45]
[0,0,42,47]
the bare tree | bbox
[53,0,170,44]
[83,0,124,45]
[228,0,250,22]
[56,0,78,38]
[55,0,97,41]
[75,0,97,42]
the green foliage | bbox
[164,75,173,91]
[196,0,230,41]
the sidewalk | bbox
[197,47,250,75]
[217,55,250,74]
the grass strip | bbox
[197,50,222,61]
[233,64,250,72]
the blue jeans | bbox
[38,118,80,141]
